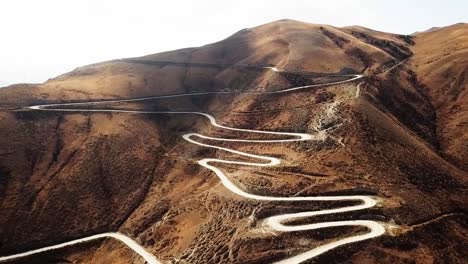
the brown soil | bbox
[0,20,466,264]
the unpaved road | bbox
[1,64,389,264]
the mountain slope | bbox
[0,20,466,264]
[0,20,412,106]
[410,23,468,170]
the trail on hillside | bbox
[0,62,398,264]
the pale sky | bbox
[0,0,466,85]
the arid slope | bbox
[410,23,468,170]
[0,20,466,264]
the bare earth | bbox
[0,20,466,263]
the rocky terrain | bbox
[0,20,466,263]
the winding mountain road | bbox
[0,233,160,264]
[1,63,389,264]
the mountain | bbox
[0,20,466,264]
[410,23,468,171]
[0,20,412,105]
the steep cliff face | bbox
[0,20,466,264]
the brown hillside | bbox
[0,20,411,106]
[0,20,466,264]
[410,23,468,170]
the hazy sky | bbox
[0,0,466,85]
